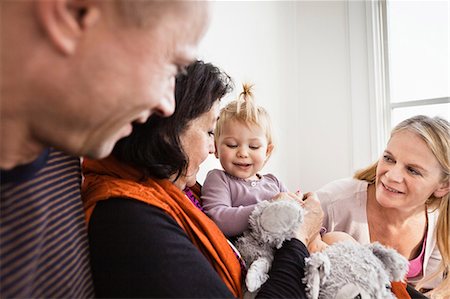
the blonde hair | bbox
[355,115,450,298]
[214,83,273,150]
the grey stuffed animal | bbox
[235,197,304,292]
[236,197,409,298]
[304,241,409,299]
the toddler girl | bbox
[202,84,288,238]
[201,84,354,252]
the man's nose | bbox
[153,78,176,117]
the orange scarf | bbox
[391,281,412,299]
[82,156,242,298]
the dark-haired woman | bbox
[82,60,322,298]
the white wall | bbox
[198,1,374,192]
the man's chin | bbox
[84,141,116,160]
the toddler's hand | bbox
[295,189,304,200]
[271,192,299,201]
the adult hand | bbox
[294,192,323,246]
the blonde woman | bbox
[317,115,449,298]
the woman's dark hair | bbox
[113,60,232,181]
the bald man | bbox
[0,1,210,297]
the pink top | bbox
[407,233,427,278]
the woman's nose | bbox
[385,165,403,182]
[208,140,215,154]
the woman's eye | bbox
[407,167,421,176]
[383,155,394,163]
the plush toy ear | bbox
[368,242,409,281]
[304,253,331,299]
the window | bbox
[367,0,449,153]
[385,0,449,126]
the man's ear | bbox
[433,179,450,198]
[36,0,100,55]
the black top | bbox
[89,198,310,298]
[406,285,428,299]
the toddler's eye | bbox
[226,144,237,148]
[249,146,260,150]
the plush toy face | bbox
[304,242,409,299]
[249,199,304,249]
[236,198,305,293]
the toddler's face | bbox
[216,120,272,181]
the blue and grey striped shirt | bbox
[0,148,94,298]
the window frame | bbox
[366,0,450,158]
[366,0,390,158]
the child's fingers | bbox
[271,191,308,206]
[287,191,305,206]
[303,192,317,201]
[295,189,304,199]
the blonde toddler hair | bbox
[214,84,273,151]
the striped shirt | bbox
[0,149,94,298]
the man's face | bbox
[52,2,210,159]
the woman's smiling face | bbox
[375,129,448,212]
[175,101,219,190]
